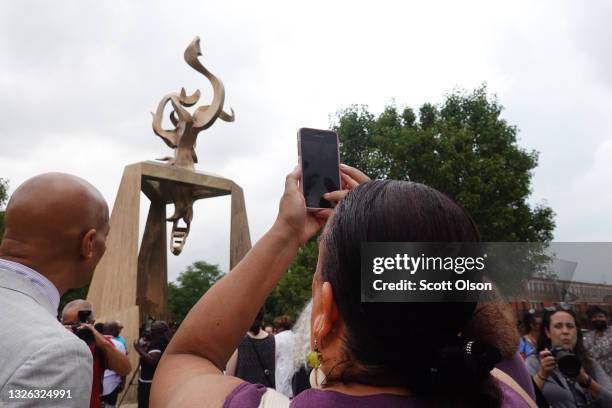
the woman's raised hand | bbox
[323,163,371,203]
[274,166,332,245]
[274,164,370,245]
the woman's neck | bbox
[322,382,411,397]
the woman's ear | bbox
[314,282,339,339]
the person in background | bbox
[101,321,128,408]
[264,325,275,335]
[133,320,169,408]
[273,315,293,334]
[111,320,127,351]
[61,300,131,408]
[0,173,109,407]
[519,310,542,359]
[226,309,276,389]
[95,322,106,334]
[526,308,612,407]
[273,315,295,397]
[290,300,313,397]
[583,306,612,380]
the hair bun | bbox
[429,340,502,391]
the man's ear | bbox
[81,229,97,259]
[313,282,339,340]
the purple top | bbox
[495,352,536,401]
[224,380,529,407]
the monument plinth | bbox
[86,161,251,322]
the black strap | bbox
[247,336,274,388]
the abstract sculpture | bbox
[151,36,234,254]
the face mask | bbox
[593,320,608,331]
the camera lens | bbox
[552,347,581,378]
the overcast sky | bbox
[1,0,611,283]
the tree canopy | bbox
[266,85,555,317]
[335,86,554,243]
[168,260,224,324]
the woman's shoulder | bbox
[223,382,272,408]
[291,388,428,407]
[224,383,428,408]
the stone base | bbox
[86,161,251,403]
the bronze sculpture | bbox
[151,36,235,254]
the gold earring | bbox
[307,338,321,369]
[308,338,327,388]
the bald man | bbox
[0,173,110,407]
[61,300,131,408]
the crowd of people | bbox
[0,167,611,407]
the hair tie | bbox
[464,340,475,356]
[426,339,502,394]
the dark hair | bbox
[536,308,595,377]
[522,309,542,334]
[587,305,608,320]
[249,308,265,335]
[322,180,500,407]
[273,315,293,331]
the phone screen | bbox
[299,128,340,209]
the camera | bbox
[71,310,94,345]
[550,346,581,378]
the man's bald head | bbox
[61,299,94,325]
[0,173,109,293]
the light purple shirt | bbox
[0,258,60,313]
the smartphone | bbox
[297,128,341,209]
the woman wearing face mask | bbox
[583,306,612,380]
[525,308,612,407]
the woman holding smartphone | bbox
[151,165,525,407]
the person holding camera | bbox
[61,299,131,408]
[526,308,612,407]
[133,320,170,408]
[0,173,110,407]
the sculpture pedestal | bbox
[86,160,251,402]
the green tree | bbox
[0,178,8,242]
[265,237,318,320]
[333,85,555,243]
[168,261,224,324]
[268,85,555,310]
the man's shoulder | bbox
[0,286,89,365]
